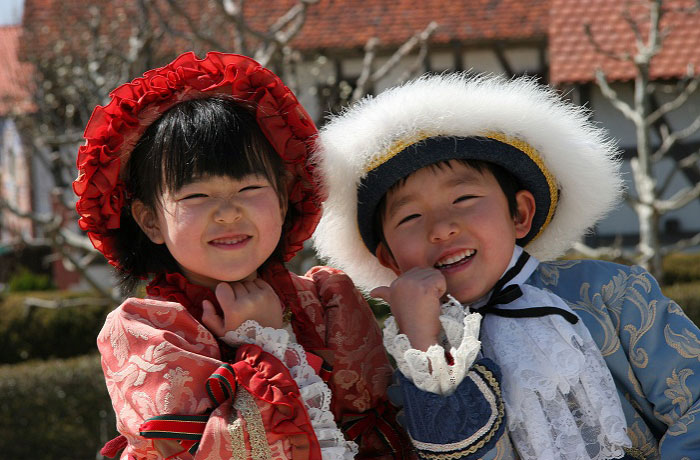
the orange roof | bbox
[19,0,700,88]
[550,0,700,83]
[0,25,33,116]
[21,0,548,58]
[285,0,548,49]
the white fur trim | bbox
[312,73,624,292]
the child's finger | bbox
[215,282,236,306]
[252,278,271,291]
[370,286,390,302]
[232,281,249,297]
[241,280,260,293]
[201,299,224,337]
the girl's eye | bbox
[397,214,420,226]
[240,185,264,192]
[182,193,207,200]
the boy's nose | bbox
[214,201,242,223]
[429,217,459,242]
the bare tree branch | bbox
[583,22,631,62]
[647,75,700,124]
[159,0,225,50]
[24,296,113,309]
[656,181,700,212]
[571,240,632,260]
[352,37,380,102]
[595,69,640,122]
[651,112,700,161]
[661,231,700,255]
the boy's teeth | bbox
[435,249,475,268]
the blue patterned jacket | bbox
[397,259,700,460]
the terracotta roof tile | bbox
[0,25,33,116]
[550,0,700,83]
[21,0,548,60]
[289,0,548,49]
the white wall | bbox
[588,83,700,236]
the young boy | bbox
[312,74,700,459]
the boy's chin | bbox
[444,286,489,306]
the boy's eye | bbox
[397,214,420,226]
[454,195,475,204]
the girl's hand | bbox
[201,278,284,337]
[370,267,445,351]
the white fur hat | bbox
[312,73,623,292]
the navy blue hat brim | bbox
[357,136,553,253]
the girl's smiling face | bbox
[133,174,285,290]
[376,160,535,305]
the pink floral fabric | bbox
[98,267,408,459]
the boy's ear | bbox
[131,200,165,244]
[375,242,401,275]
[513,190,536,239]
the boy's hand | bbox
[371,267,445,352]
[201,278,284,337]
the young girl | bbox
[75,52,410,460]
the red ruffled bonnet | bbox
[73,51,321,268]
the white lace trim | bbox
[382,246,631,460]
[479,284,630,460]
[222,321,358,459]
[480,247,630,460]
[383,295,482,395]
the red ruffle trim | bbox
[74,51,321,267]
[234,343,322,460]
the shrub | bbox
[662,252,700,285]
[6,266,55,292]
[0,354,118,460]
[662,281,700,327]
[0,291,114,364]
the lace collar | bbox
[472,247,631,460]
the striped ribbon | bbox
[138,363,238,457]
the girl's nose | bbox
[214,201,241,223]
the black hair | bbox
[111,96,287,294]
[373,159,521,252]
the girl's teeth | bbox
[213,237,246,244]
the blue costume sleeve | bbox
[536,259,700,458]
[397,357,506,459]
[616,265,700,457]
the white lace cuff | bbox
[222,320,358,459]
[382,296,482,395]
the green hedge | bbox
[0,354,118,460]
[662,281,700,327]
[0,291,114,364]
[662,253,700,285]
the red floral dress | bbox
[98,266,412,459]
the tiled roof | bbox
[19,0,699,87]
[20,0,548,59]
[550,0,700,83]
[0,25,33,116]
[285,0,548,49]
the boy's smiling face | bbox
[375,160,535,305]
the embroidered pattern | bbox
[228,387,272,460]
[411,364,505,459]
